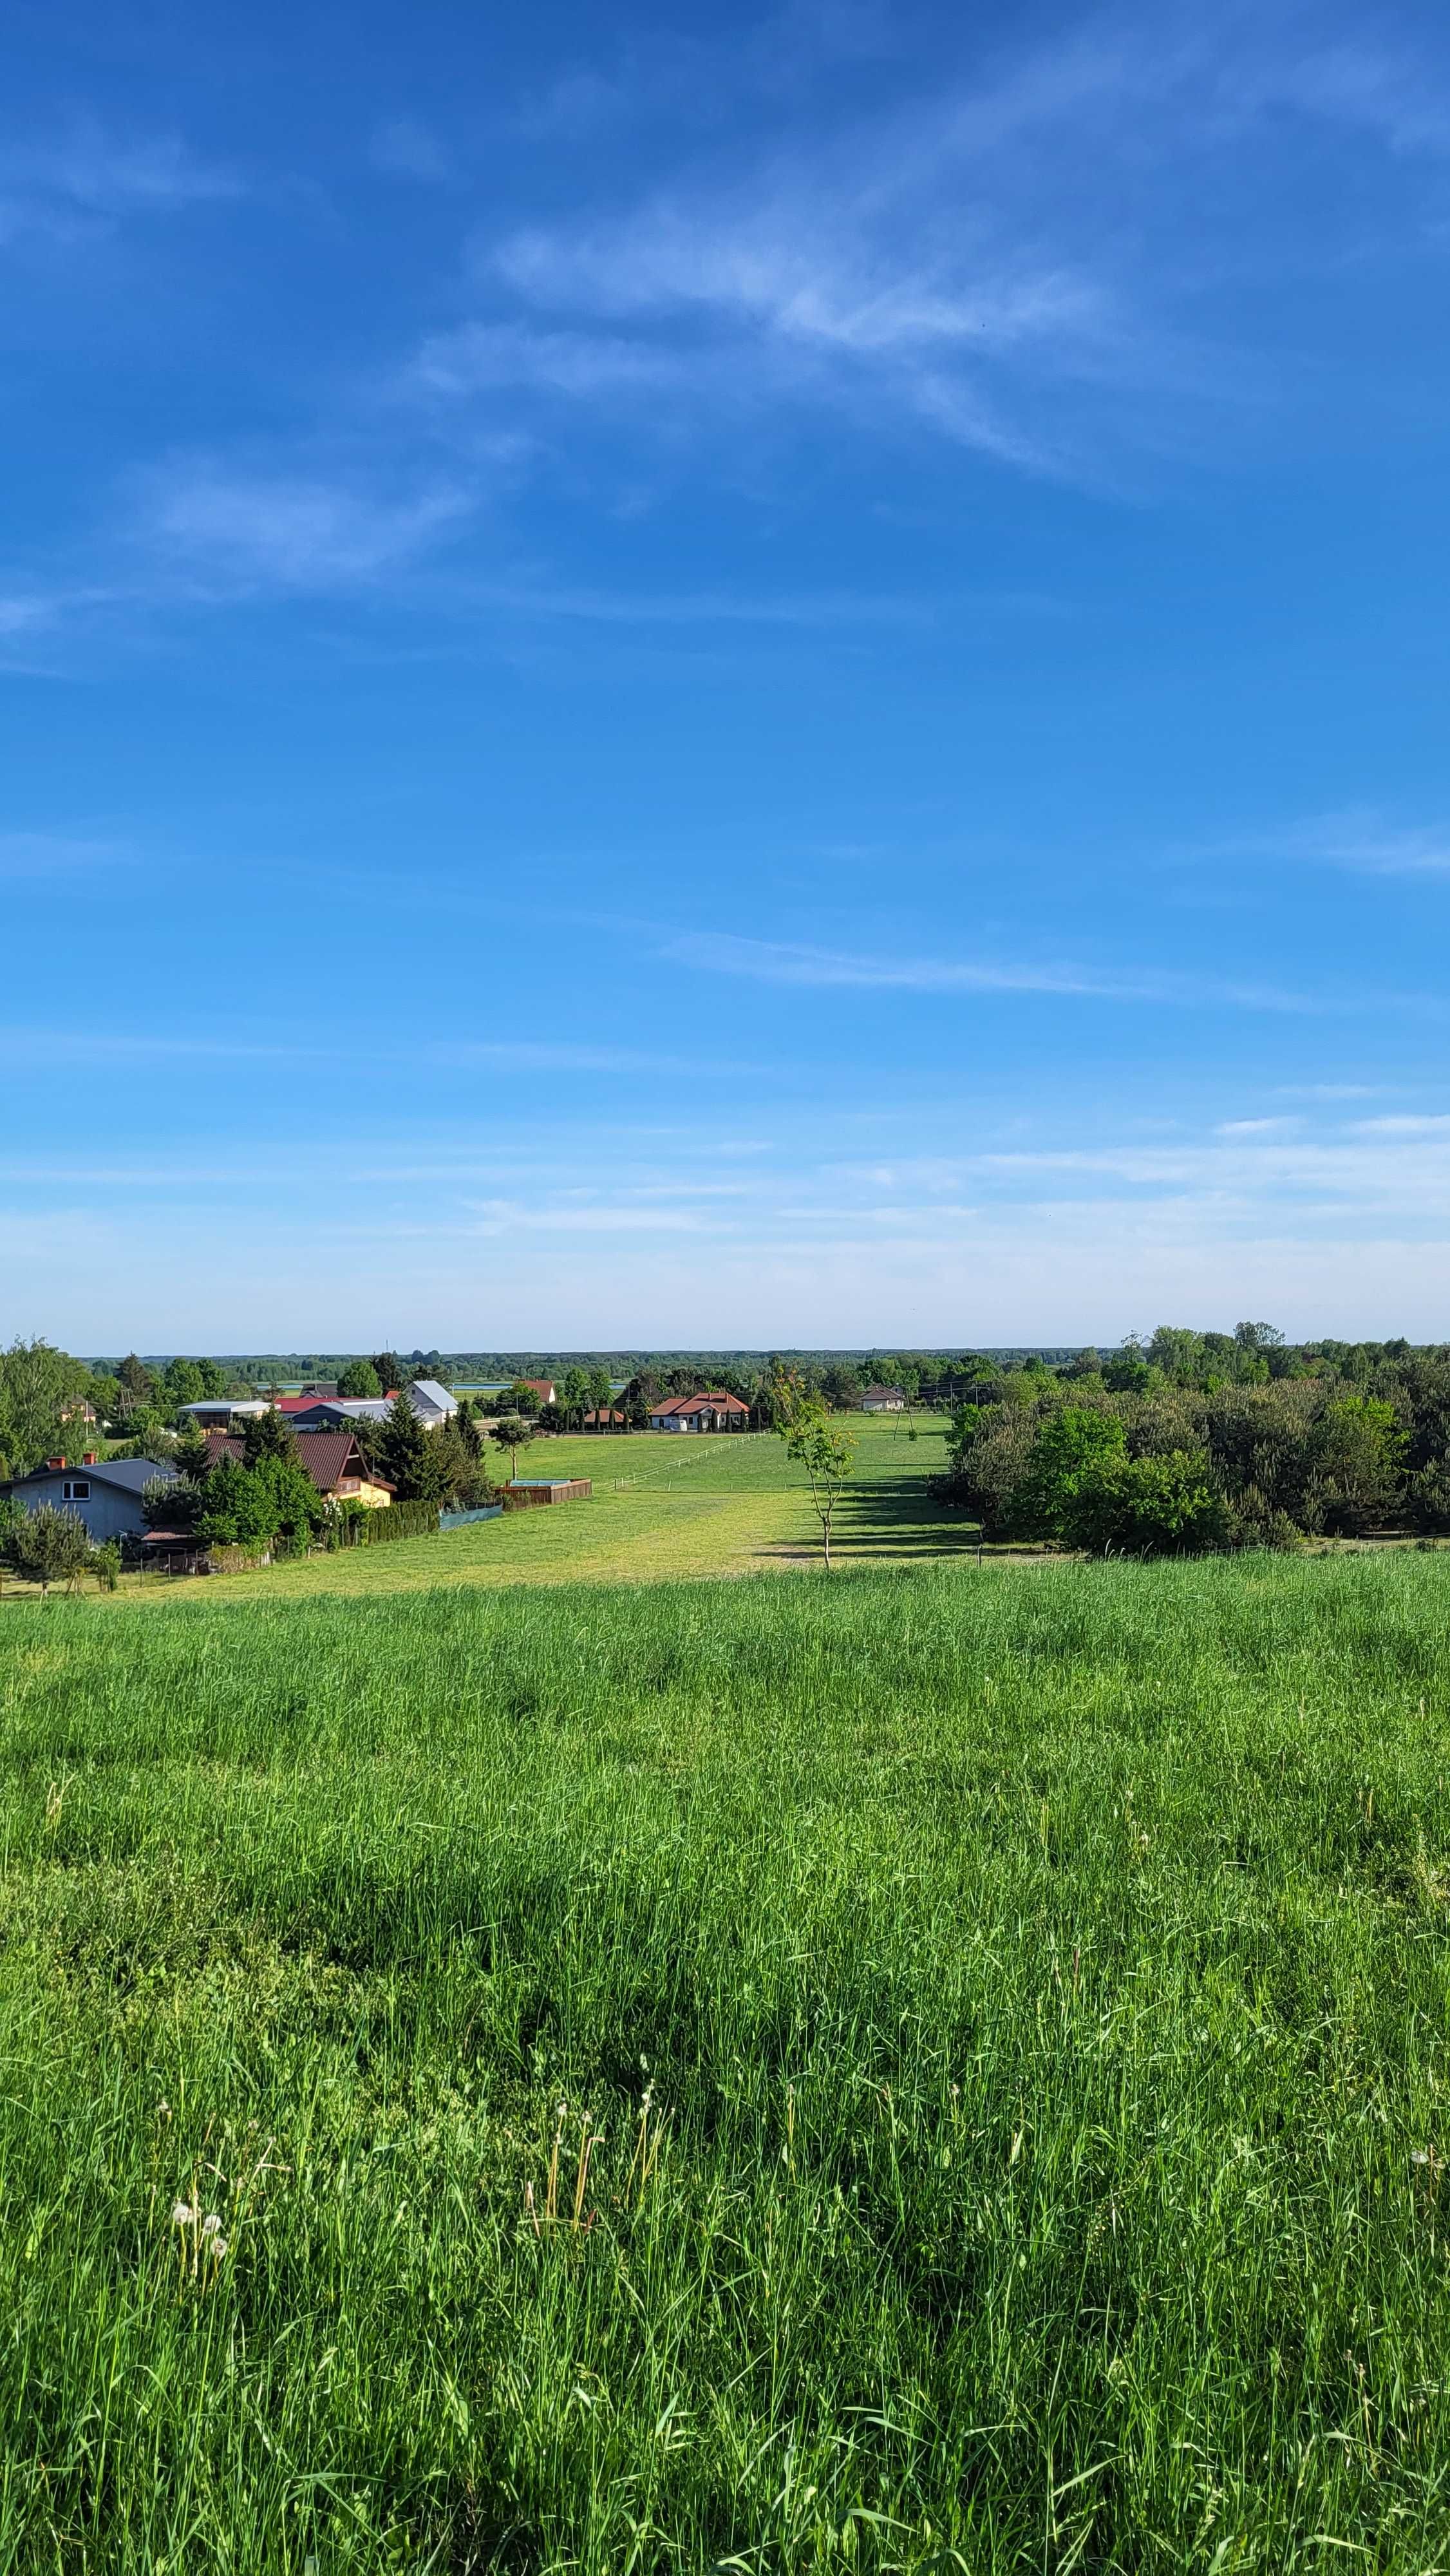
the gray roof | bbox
[408,1379,457,1412]
[6,1456,177,1495]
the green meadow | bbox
[134,1418,977,1602]
[3,1551,1450,2569]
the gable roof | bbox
[408,1379,457,1412]
[6,1456,176,1495]
[649,1390,749,1417]
[861,1385,907,1401]
[202,1430,393,1497]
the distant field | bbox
[140,1416,974,1602]
[3,1552,1449,2567]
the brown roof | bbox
[202,1429,393,1498]
[650,1390,750,1417]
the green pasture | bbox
[140,1416,970,1602]
[3,1551,1450,2566]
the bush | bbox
[4,1504,94,1595]
[1060,1448,1233,1555]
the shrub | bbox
[4,1504,94,1595]
[1060,1448,1233,1556]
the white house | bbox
[858,1385,908,1412]
[648,1392,751,1433]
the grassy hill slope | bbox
[1,1554,1449,2566]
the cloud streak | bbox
[663,930,1326,1014]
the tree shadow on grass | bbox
[759,1473,983,1565]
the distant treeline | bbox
[89,1347,1081,1380]
[936,1325,1450,1553]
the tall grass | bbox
[1,1554,1449,2568]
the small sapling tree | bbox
[771,1368,857,1572]
[491,1415,531,1484]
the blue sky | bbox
[5,0,1450,1351]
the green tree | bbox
[251,1450,323,1546]
[1060,1448,1230,1555]
[240,1407,300,1467]
[193,1456,278,1548]
[144,1472,201,1531]
[1308,1396,1406,1535]
[1012,1408,1127,1541]
[173,1423,212,1479]
[0,1337,93,1477]
[377,1392,447,1504]
[337,1359,382,1399]
[86,1371,124,1423]
[156,1358,226,1416]
[822,1363,865,1411]
[5,1502,94,1596]
[371,1352,406,1397]
[108,1408,176,1461]
[117,1354,154,1413]
[561,1365,590,1430]
[587,1366,612,1429]
[491,1416,532,1484]
[771,1368,856,1572]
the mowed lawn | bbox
[155,1416,974,1601]
[3,1553,1450,2569]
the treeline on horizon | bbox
[79,1346,1082,1379]
[936,1321,1450,1553]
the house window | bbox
[62,1479,91,1501]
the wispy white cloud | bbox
[433,1039,757,1074]
[663,929,1322,1013]
[129,460,475,595]
[467,575,924,626]
[407,3,1450,486]
[0,122,240,242]
[1251,810,1450,877]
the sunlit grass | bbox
[122,1418,968,1602]
[3,1551,1450,2566]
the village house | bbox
[202,1431,395,1508]
[406,1378,459,1426]
[2,1453,176,1542]
[858,1385,908,1412]
[647,1392,752,1432]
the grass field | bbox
[3,1551,1450,2568]
[112,1419,977,1603]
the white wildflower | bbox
[172,2201,195,2226]
[201,2212,223,2235]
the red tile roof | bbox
[649,1390,749,1417]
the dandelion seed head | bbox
[202,2211,223,2235]
[172,2201,195,2226]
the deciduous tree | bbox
[771,1368,856,1572]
